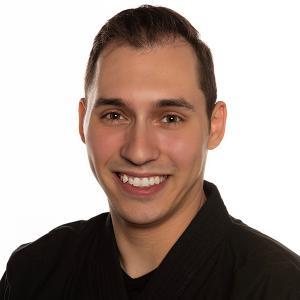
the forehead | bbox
[89,39,203,108]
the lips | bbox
[116,172,168,187]
[113,172,170,196]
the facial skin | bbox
[79,39,226,230]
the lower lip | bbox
[113,173,169,197]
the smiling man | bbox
[1,5,300,300]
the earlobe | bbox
[78,98,87,144]
[207,101,227,150]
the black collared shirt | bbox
[122,267,157,299]
[1,181,300,299]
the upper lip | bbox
[115,171,169,177]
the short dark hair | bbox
[85,5,217,119]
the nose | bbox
[120,122,160,166]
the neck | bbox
[111,188,207,279]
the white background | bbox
[0,0,299,273]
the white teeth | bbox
[133,178,140,187]
[141,178,148,187]
[122,174,128,183]
[118,173,167,187]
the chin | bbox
[110,205,170,228]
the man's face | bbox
[79,40,224,227]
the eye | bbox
[101,111,126,122]
[161,114,183,125]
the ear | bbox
[208,101,227,150]
[78,98,87,144]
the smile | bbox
[117,173,168,188]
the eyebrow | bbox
[94,97,195,111]
[155,98,195,111]
[94,98,125,108]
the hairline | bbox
[85,36,204,101]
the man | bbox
[1,5,299,299]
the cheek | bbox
[158,127,206,171]
[86,125,123,164]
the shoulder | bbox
[228,216,300,298]
[3,213,109,295]
[8,213,109,263]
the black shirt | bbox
[122,268,156,299]
[1,181,300,299]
